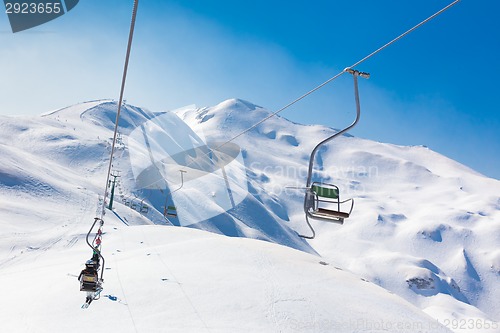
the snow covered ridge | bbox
[0,99,499,332]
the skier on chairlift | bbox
[78,253,102,305]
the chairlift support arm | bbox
[171,170,187,195]
[85,218,105,281]
[305,68,369,188]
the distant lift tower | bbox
[108,171,121,210]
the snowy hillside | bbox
[0,99,499,332]
[178,99,500,329]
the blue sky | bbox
[0,0,499,179]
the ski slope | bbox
[0,99,499,332]
[0,210,451,333]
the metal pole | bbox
[101,0,139,219]
[85,218,105,281]
[305,69,366,188]
[108,174,119,210]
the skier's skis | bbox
[81,289,103,309]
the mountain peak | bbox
[214,98,262,111]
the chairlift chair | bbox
[300,68,369,239]
[166,205,177,217]
[80,218,105,306]
[305,182,354,222]
[163,170,186,220]
[79,266,103,307]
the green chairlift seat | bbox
[166,205,177,217]
[306,183,353,222]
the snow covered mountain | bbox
[0,99,498,332]
[177,99,500,325]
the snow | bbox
[0,99,499,332]
[0,213,449,333]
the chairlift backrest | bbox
[82,273,98,283]
[166,205,177,217]
[311,184,339,199]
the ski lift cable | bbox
[100,0,139,220]
[106,0,461,203]
[134,0,460,195]
[349,0,460,70]
[198,0,460,157]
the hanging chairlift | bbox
[300,68,369,239]
[80,218,106,306]
[163,170,186,220]
[140,203,149,214]
[166,205,177,217]
[139,191,153,214]
[123,195,131,206]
